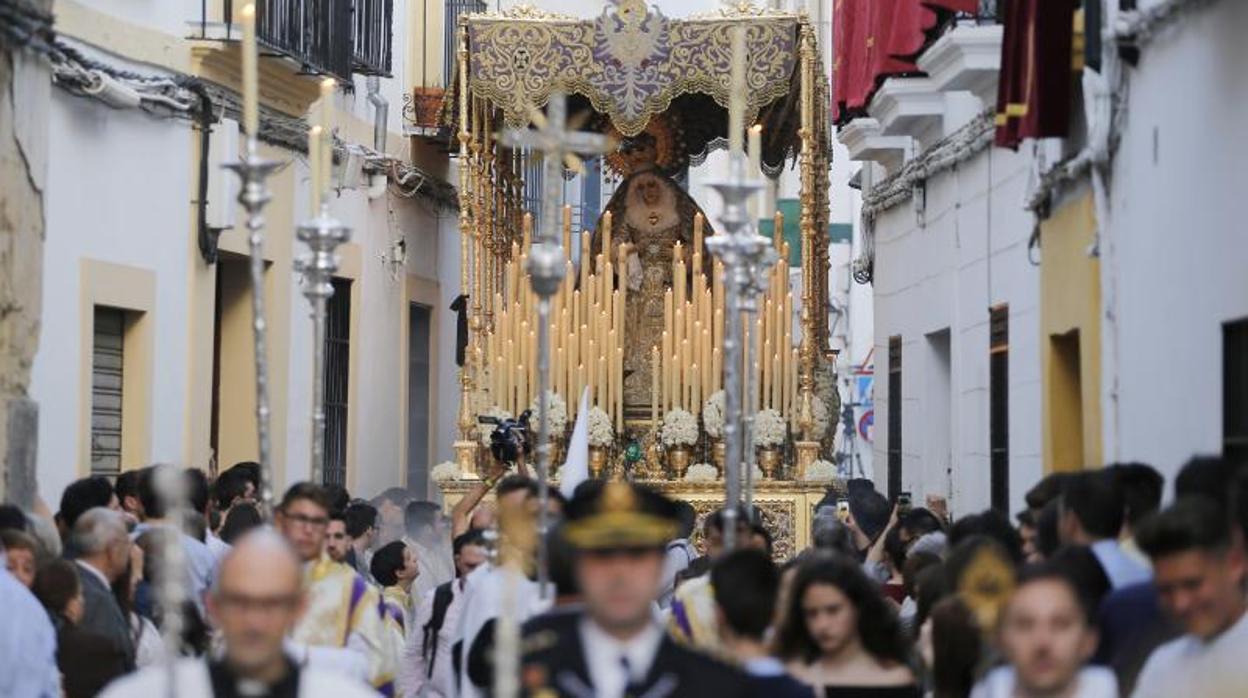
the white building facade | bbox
[29,0,463,502]
[842,0,1248,516]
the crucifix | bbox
[491,93,609,698]
[500,92,610,594]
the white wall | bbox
[869,143,1041,516]
[1102,0,1248,481]
[31,83,193,500]
[72,0,198,36]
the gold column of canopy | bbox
[794,20,820,476]
[454,25,479,478]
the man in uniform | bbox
[519,481,751,698]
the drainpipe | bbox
[366,75,388,153]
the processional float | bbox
[437,0,845,559]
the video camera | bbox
[477,410,533,464]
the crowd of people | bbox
[0,453,1245,698]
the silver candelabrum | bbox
[223,136,282,516]
[706,151,776,553]
[501,92,609,602]
[296,201,351,485]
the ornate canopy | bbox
[444,1,830,174]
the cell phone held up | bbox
[836,498,850,523]
[897,491,912,516]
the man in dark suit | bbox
[520,482,751,698]
[711,549,811,698]
[71,507,136,674]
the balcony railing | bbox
[444,0,487,88]
[353,0,393,76]
[257,0,355,82]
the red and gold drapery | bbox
[833,0,948,122]
[995,0,1080,149]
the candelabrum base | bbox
[757,447,782,479]
[454,440,480,480]
[794,440,820,481]
[589,446,609,479]
[667,445,693,479]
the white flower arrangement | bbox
[661,408,699,447]
[702,390,726,439]
[804,459,837,482]
[790,395,830,440]
[528,390,569,437]
[430,461,462,482]
[587,406,615,448]
[684,463,719,482]
[753,408,787,447]
[477,406,513,447]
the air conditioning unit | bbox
[206,117,239,230]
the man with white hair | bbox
[101,530,377,697]
[72,507,137,674]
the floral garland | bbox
[528,390,569,438]
[661,408,699,447]
[702,390,726,439]
[587,406,615,448]
[803,459,837,482]
[431,460,462,482]
[684,463,718,482]
[790,394,830,440]
[477,406,513,447]
[754,408,787,447]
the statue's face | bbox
[636,175,664,207]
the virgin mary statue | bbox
[589,131,714,414]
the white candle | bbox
[729,24,746,154]
[749,124,762,174]
[308,125,322,214]
[319,78,335,192]
[240,3,258,137]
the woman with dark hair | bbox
[928,597,983,698]
[777,555,921,697]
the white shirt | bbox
[0,564,59,698]
[407,537,455,607]
[1091,539,1152,589]
[1131,608,1248,698]
[580,619,664,698]
[658,538,695,607]
[399,580,465,698]
[99,657,378,698]
[132,522,218,612]
[972,665,1117,698]
[206,532,231,565]
[454,564,550,698]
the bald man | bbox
[100,530,376,697]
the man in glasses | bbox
[276,483,399,694]
[102,530,377,697]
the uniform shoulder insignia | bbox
[522,629,559,654]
